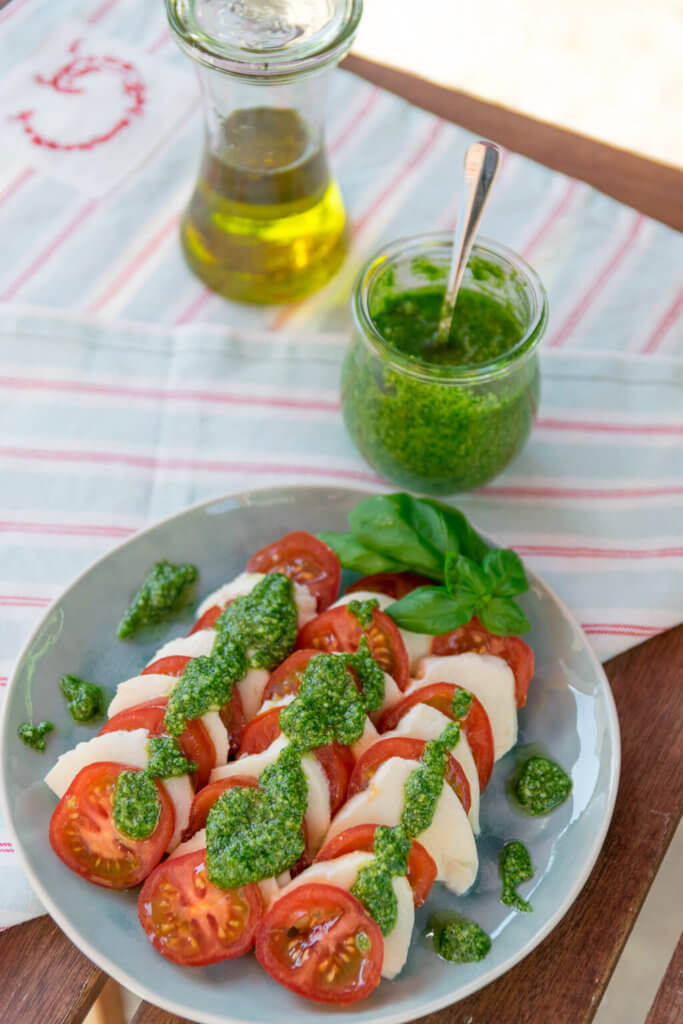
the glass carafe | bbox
[167,1,362,304]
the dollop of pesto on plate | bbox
[514,755,572,815]
[500,839,534,912]
[59,673,106,723]
[430,912,491,962]
[117,561,198,639]
[17,720,54,752]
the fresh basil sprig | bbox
[319,493,530,637]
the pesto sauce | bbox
[17,720,54,752]
[347,597,379,629]
[279,653,367,750]
[146,736,196,779]
[401,721,461,836]
[117,561,198,639]
[500,840,534,912]
[164,649,245,738]
[214,572,298,671]
[112,770,161,840]
[514,755,572,815]
[341,637,385,713]
[430,913,491,962]
[451,688,473,719]
[59,674,106,723]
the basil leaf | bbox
[482,549,528,597]
[348,495,443,578]
[478,596,531,635]
[444,553,490,599]
[417,499,490,562]
[317,532,405,575]
[386,586,476,635]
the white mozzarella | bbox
[333,591,432,671]
[45,729,149,797]
[211,736,331,855]
[199,711,229,766]
[163,775,194,852]
[326,757,477,895]
[278,851,413,980]
[375,672,403,721]
[149,629,215,664]
[411,653,517,758]
[292,581,317,627]
[388,703,480,833]
[236,669,270,722]
[257,693,296,717]
[351,718,379,760]
[196,572,316,628]
[168,827,205,861]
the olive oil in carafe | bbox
[181,107,347,304]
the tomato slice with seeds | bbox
[184,775,259,840]
[100,697,215,789]
[378,683,494,791]
[188,604,223,635]
[138,848,262,966]
[142,655,191,678]
[346,572,433,600]
[315,825,437,908]
[347,736,471,813]
[431,617,534,708]
[255,883,383,1004]
[246,531,341,612]
[49,761,173,890]
[297,605,409,690]
[260,649,319,705]
[238,707,282,757]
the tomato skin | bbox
[188,604,222,635]
[142,655,191,678]
[184,775,258,840]
[297,606,409,691]
[431,617,534,708]
[219,686,246,758]
[378,683,494,791]
[238,707,282,757]
[255,883,383,1004]
[99,697,215,790]
[347,736,471,813]
[246,531,341,612]
[260,649,319,705]
[315,825,437,908]
[49,761,173,890]
[138,848,262,966]
[346,572,433,600]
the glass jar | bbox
[167,1,362,303]
[341,233,549,494]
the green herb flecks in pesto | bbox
[401,721,461,837]
[17,720,54,752]
[206,744,307,889]
[214,572,297,671]
[117,561,198,639]
[347,597,379,629]
[146,736,196,779]
[341,636,385,713]
[112,770,161,840]
[514,755,572,815]
[279,653,366,750]
[59,674,106,723]
[452,688,473,719]
[164,650,245,738]
[351,826,410,935]
[500,840,534,912]
[430,913,491,962]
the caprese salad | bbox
[45,499,538,1006]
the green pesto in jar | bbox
[117,561,198,639]
[59,674,106,723]
[17,720,54,752]
[112,770,161,840]
[500,840,534,912]
[514,755,572,815]
[430,912,491,962]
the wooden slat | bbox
[342,55,683,232]
[646,935,683,1024]
[132,625,683,1023]
[0,915,106,1024]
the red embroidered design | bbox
[10,38,146,151]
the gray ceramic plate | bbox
[1,486,620,1024]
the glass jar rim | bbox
[351,232,549,385]
[166,0,363,81]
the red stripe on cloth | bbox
[535,417,683,436]
[146,27,171,54]
[0,677,7,686]
[548,213,645,349]
[0,168,34,209]
[0,520,136,538]
[0,596,52,607]
[479,483,683,500]
[0,0,31,24]
[582,624,662,637]
[87,0,121,23]
[174,287,215,327]
[522,179,579,258]
[0,200,100,301]
[640,288,683,354]
[514,544,683,559]
[87,212,181,313]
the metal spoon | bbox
[436,140,501,345]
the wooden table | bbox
[1,54,682,1024]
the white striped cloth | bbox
[0,0,681,926]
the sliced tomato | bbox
[431,617,534,708]
[346,572,433,600]
[238,707,282,757]
[188,604,223,635]
[255,883,382,1004]
[260,649,319,705]
[297,605,409,690]
[315,825,437,908]
[347,736,471,813]
[378,683,494,791]
[49,761,173,889]
[138,847,262,966]
[100,697,215,790]
[142,655,191,678]
[219,686,246,758]
[184,775,259,839]
[246,531,341,612]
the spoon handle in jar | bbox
[436,141,501,345]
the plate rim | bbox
[0,483,621,1024]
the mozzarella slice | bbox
[333,591,432,671]
[387,703,481,833]
[149,629,215,664]
[45,728,191,853]
[196,572,316,628]
[411,652,517,758]
[236,669,270,722]
[351,718,379,760]
[277,851,413,979]
[211,736,331,854]
[326,757,477,895]
[168,827,206,861]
